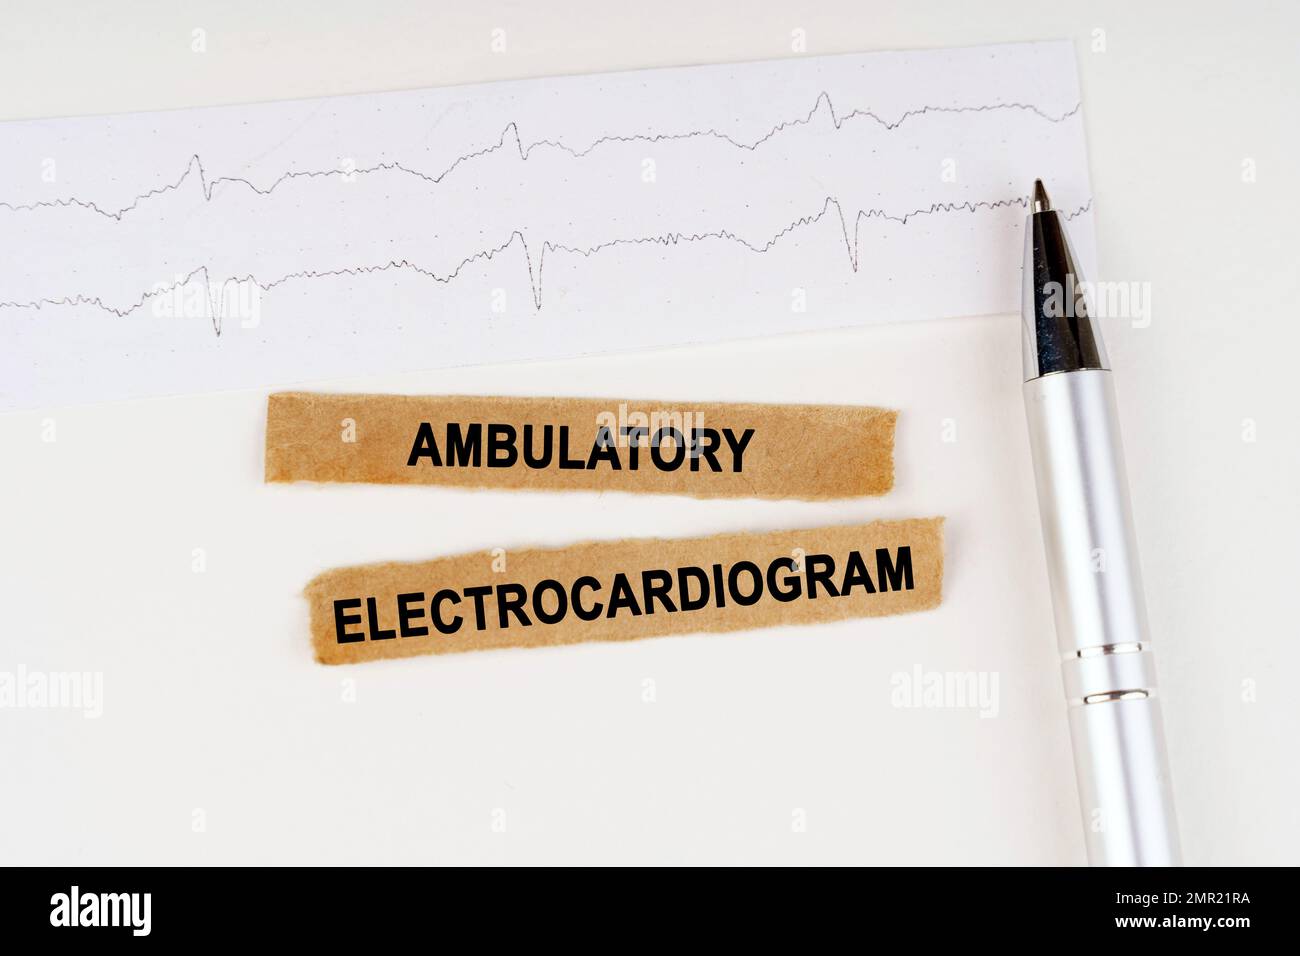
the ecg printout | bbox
[0,41,1093,410]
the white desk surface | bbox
[1,0,1295,864]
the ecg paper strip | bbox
[0,41,1092,410]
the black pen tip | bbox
[1032,178,1052,213]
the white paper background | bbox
[1,42,1092,409]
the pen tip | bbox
[1032,178,1052,214]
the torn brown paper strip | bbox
[265,392,895,499]
[305,518,943,665]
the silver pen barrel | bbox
[1021,180,1181,866]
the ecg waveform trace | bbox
[0,41,1095,410]
[1,193,1092,330]
[0,97,1081,223]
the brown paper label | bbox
[305,518,943,664]
[265,392,895,499]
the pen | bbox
[1021,179,1181,866]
